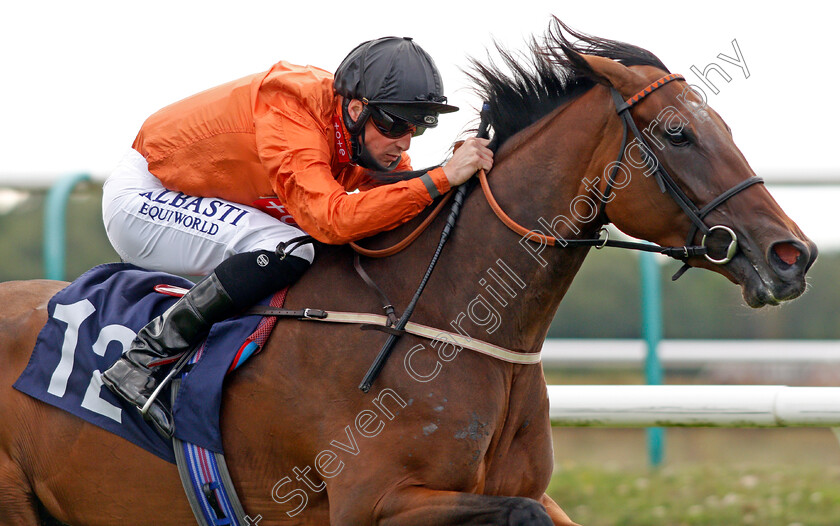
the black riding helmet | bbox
[334,36,458,170]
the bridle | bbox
[478,73,763,279]
[606,73,763,275]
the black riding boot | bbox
[102,250,311,437]
[101,272,235,437]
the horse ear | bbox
[562,46,641,93]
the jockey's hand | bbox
[442,137,494,187]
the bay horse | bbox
[0,19,816,525]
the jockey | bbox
[100,36,494,436]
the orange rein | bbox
[477,168,556,246]
[477,73,689,249]
[349,74,688,258]
[349,191,454,257]
[350,167,556,259]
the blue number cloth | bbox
[13,263,266,463]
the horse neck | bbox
[404,87,621,353]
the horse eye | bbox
[668,131,690,147]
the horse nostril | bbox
[774,243,801,266]
[770,241,804,271]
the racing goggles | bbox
[369,106,427,138]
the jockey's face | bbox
[347,99,411,170]
[362,118,411,168]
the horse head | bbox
[478,18,816,309]
[576,54,815,306]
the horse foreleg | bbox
[539,493,582,526]
[369,486,553,526]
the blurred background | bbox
[3,2,838,524]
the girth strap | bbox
[319,310,541,365]
[245,306,327,319]
[251,307,541,365]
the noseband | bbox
[605,73,763,276]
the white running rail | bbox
[548,385,840,427]
[541,339,840,366]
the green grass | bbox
[548,463,840,526]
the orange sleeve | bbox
[254,97,449,245]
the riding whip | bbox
[359,103,492,392]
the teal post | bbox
[640,251,664,467]
[44,173,91,280]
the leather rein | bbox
[351,73,763,278]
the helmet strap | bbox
[342,97,366,164]
[342,97,369,136]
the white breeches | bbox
[102,149,314,276]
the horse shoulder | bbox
[0,280,68,377]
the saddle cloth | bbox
[13,263,279,463]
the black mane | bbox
[468,17,670,149]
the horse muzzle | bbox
[727,235,817,308]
